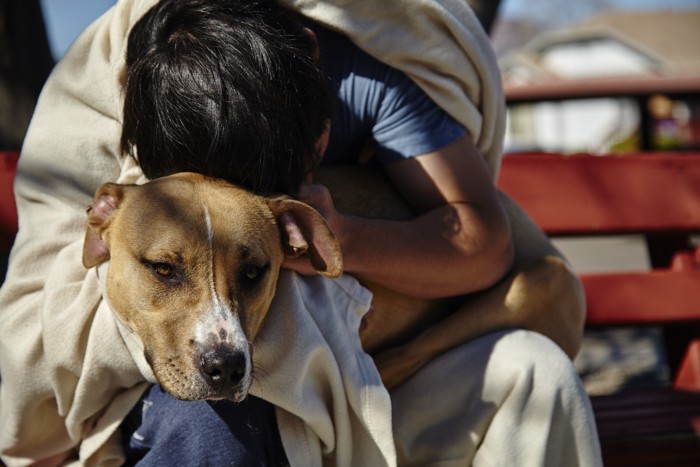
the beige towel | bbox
[0,0,504,465]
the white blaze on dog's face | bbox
[82,173,341,402]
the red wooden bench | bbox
[0,151,18,254]
[0,151,18,283]
[498,151,700,466]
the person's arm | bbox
[287,134,513,299]
[374,192,586,388]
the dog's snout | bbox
[199,346,247,387]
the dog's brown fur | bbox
[83,168,585,398]
[83,173,342,401]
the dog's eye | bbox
[152,262,174,278]
[245,265,262,280]
[142,259,180,283]
[241,264,268,283]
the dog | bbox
[82,172,343,402]
[83,167,583,400]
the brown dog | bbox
[84,168,583,399]
[83,172,342,401]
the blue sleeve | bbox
[316,24,466,165]
[372,69,467,162]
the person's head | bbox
[121,0,331,194]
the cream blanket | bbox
[0,0,505,465]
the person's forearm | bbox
[372,195,586,388]
[336,201,513,299]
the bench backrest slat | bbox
[498,152,700,236]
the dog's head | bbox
[82,172,342,401]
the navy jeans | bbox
[121,385,289,466]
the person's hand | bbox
[282,181,345,275]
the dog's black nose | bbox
[199,347,247,388]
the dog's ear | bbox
[82,183,127,269]
[268,198,343,278]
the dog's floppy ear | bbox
[268,198,343,278]
[82,183,127,269]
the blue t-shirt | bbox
[314,24,466,166]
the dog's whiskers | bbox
[250,361,270,394]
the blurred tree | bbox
[0,0,54,150]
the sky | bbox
[501,0,700,21]
[40,0,115,59]
[499,0,700,31]
[41,0,700,60]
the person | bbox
[0,0,602,465]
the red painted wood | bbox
[582,270,700,325]
[675,340,700,392]
[0,152,19,253]
[505,75,700,103]
[497,152,700,235]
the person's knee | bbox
[486,329,583,396]
[477,330,601,466]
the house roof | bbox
[500,10,700,83]
[543,10,700,75]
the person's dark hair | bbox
[121,0,332,194]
